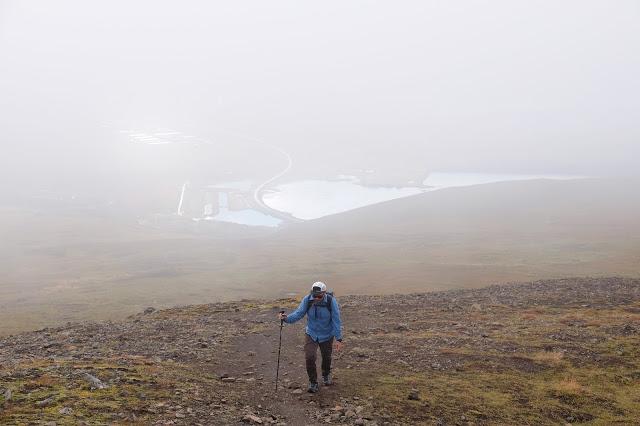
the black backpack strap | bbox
[305,294,333,313]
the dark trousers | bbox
[304,334,333,383]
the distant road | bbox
[202,128,300,222]
[252,144,303,223]
[252,145,291,211]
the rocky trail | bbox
[1,277,640,425]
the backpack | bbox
[305,291,334,314]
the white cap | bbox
[311,281,327,294]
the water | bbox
[262,173,583,221]
[209,208,282,227]
[197,193,282,227]
[262,176,425,220]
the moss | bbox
[340,343,640,424]
[0,358,177,424]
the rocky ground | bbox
[1,277,639,425]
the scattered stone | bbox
[408,389,420,400]
[394,323,409,331]
[350,347,371,358]
[59,407,73,415]
[143,307,156,315]
[82,372,107,389]
[242,414,263,424]
[36,397,55,407]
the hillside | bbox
[1,178,639,334]
[280,177,640,237]
[1,277,639,425]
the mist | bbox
[1,0,639,197]
[1,0,640,333]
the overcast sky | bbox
[1,0,639,193]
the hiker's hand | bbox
[334,340,344,352]
[277,312,287,321]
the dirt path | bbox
[221,309,349,425]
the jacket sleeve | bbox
[331,297,343,340]
[284,296,308,324]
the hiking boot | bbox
[307,382,319,393]
[322,374,333,386]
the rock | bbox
[243,414,263,424]
[143,307,156,315]
[351,347,371,358]
[59,407,73,415]
[354,419,365,425]
[394,324,409,331]
[291,389,303,395]
[221,377,237,383]
[82,372,107,389]
[36,397,55,407]
[345,410,356,418]
[3,388,12,401]
[408,389,420,400]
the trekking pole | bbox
[275,310,285,391]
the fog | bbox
[2,1,640,334]
[1,0,639,197]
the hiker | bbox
[278,281,344,393]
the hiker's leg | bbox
[304,334,319,383]
[319,337,334,377]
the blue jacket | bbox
[285,294,343,343]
